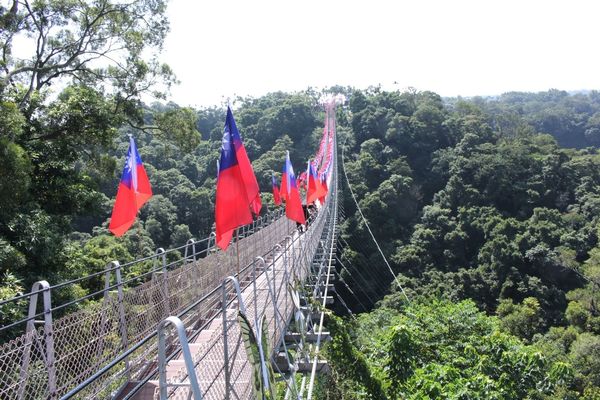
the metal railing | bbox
[150,168,337,399]
[0,208,294,400]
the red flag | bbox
[283,151,306,225]
[315,125,328,167]
[319,174,328,204]
[297,171,307,189]
[109,137,152,237]
[215,108,257,250]
[226,107,262,215]
[280,173,288,202]
[306,161,327,205]
[272,174,282,206]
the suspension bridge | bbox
[0,104,350,399]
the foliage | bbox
[0,0,200,297]
[337,88,600,397]
[569,333,600,390]
[497,297,545,342]
[0,271,25,330]
[238,311,276,400]
[317,314,386,399]
[321,300,577,399]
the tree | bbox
[0,0,201,290]
[64,234,132,294]
[0,138,31,219]
[170,224,192,248]
[497,297,545,341]
[252,135,294,192]
[1,0,172,112]
[570,333,600,389]
[0,271,25,341]
[141,195,177,247]
[327,300,577,399]
[320,315,387,400]
[239,93,319,157]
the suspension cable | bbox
[334,291,356,317]
[337,238,392,295]
[337,252,389,297]
[340,138,410,303]
[337,206,394,300]
[334,270,369,312]
[335,256,377,308]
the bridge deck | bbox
[125,225,317,399]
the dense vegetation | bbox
[0,0,198,317]
[330,88,600,398]
[318,300,596,399]
[1,3,600,397]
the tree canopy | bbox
[332,88,600,397]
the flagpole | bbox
[129,133,142,255]
[137,220,142,256]
[235,227,241,278]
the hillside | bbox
[332,88,600,398]
[1,87,600,397]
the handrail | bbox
[157,317,203,399]
[0,208,286,334]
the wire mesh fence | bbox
[152,183,333,399]
[0,208,294,400]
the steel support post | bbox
[221,276,246,400]
[104,261,130,375]
[18,281,56,400]
[157,316,203,400]
[152,248,170,316]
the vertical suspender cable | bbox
[340,138,410,303]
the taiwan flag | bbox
[297,171,307,189]
[283,151,306,225]
[109,136,152,237]
[215,107,260,250]
[319,174,328,204]
[272,174,282,206]
[280,170,288,203]
[306,160,327,205]
[226,107,262,216]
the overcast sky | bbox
[161,0,600,108]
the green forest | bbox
[323,89,600,399]
[2,1,600,399]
